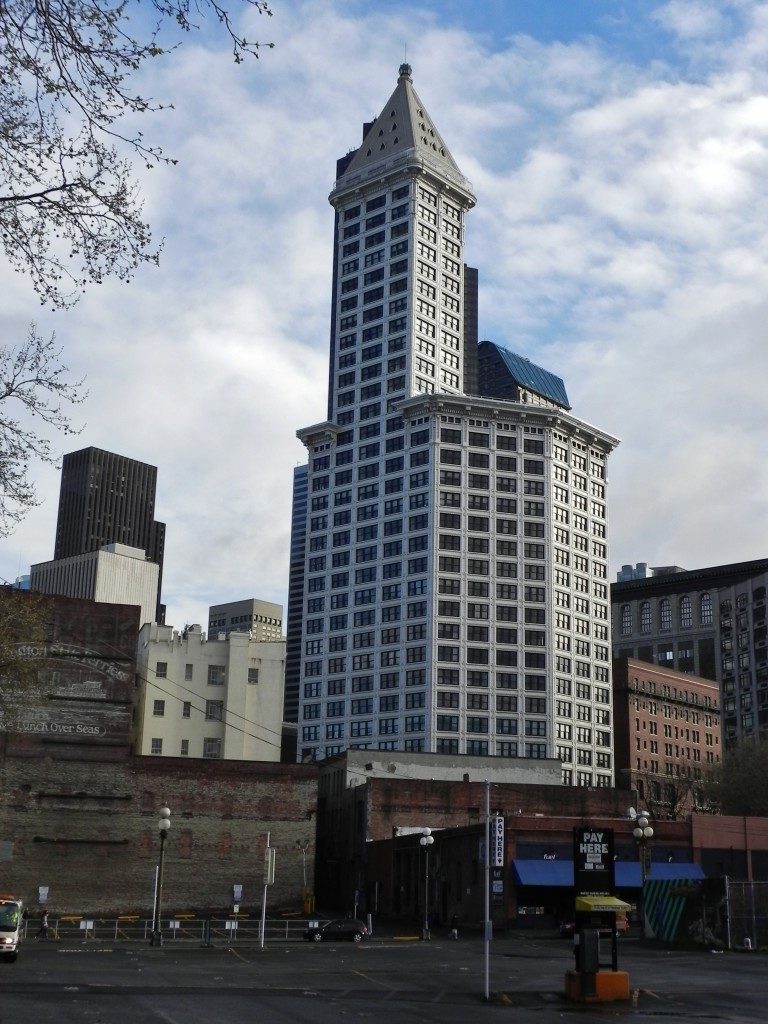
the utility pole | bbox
[484,780,490,1001]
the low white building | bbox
[31,543,159,628]
[134,623,284,761]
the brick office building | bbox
[612,558,768,749]
[612,657,721,817]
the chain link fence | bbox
[724,879,768,950]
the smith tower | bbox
[296,67,619,785]
[324,63,476,419]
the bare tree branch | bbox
[0,1,273,308]
[0,326,87,535]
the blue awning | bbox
[513,860,573,887]
[512,859,706,889]
[616,862,706,887]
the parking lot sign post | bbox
[260,835,275,949]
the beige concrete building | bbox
[134,623,285,762]
[207,598,283,641]
[31,543,159,628]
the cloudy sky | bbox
[3,0,768,629]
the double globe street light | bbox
[629,807,653,934]
[150,806,171,946]
[420,828,434,941]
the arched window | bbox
[640,601,652,633]
[700,593,713,626]
[680,596,692,628]
[659,598,672,631]
[620,604,632,635]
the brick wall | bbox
[2,591,139,762]
[0,752,317,915]
[365,777,633,839]
[316,776,636,910]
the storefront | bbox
[511,859,706,931]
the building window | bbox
[497,741,518,757]
[180,739,189,757]
[680,596,692,629]
[156,662,168,678]
[437,738,459,754]
[205,701,224,721]
[203,738,222,759]
[659,598,672,631]
[151,738,163,755]
[700,593,713,625]
[208,665,225,686]
[248,668,259,685]
[153,700,165,716]
[640,601,651,633]
[620,604,632,636]
[182,701,191,718]
[185,663,193,681]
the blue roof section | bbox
[512,860,706,889]
[493,345,570,409]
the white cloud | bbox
[3,0,768,629]
[653,0,730,40]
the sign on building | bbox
[491,816,504,867]
[572,826,615,897]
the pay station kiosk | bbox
[565,826,631,1003]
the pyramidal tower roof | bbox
[332,64,475,204]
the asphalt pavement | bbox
[1,929,766,1023]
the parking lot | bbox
[3,930,767,1023]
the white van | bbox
[0,896,23,961]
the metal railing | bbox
[22,916,328,944]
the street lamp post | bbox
[629,808,653,935]
[419,829,434,941]
[150,806,171,946]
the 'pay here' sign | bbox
[573,826,615,895]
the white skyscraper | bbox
[296,66,619,786]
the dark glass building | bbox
[283,463,308,723]
[54,447,165,622]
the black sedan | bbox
[304,918,369,943]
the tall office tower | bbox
[54,447,166,622]
[284,464,309,723]
[296,66,619,784]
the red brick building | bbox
[0,590,318,916]
[367,808,694,930]
[0,751,317,916]
[613,657,721,817]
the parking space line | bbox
[352,968,396,990]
